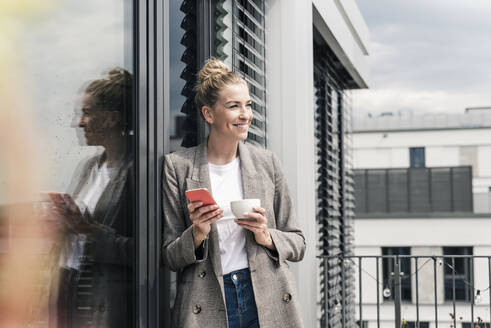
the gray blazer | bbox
[162,141,306,328]
[52,153,134,328]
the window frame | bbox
[410,147,426,168]
[443,246,473,302]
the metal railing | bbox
[320,255,491,328]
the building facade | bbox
[0,1,369,326]
[352,112,491,327]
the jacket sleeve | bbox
[161,154,209,272]
[266,152,306,264]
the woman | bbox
[48,67,134,328]
[162,59,306,328]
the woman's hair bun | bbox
[194,58,246,109]
[197,59,230,85]
[107,67,132,86]
[85,67,133,112]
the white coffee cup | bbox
[230,199,261,219]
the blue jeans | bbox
[223,268,260,328]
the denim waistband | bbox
[223,268,250,283]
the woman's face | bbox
[205,82,253,142]
[78,93,120,146]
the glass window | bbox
[232,0,267,147]
[356,321,368,328]
[382,247,412,301]
[169,0,187,152]
[0,1,136,327]
[444,247,473,302]
[410,147,425,168]
[462,323,489,328]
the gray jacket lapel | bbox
[238,142,264,267]
[189,143,223,280]
[70,155,100,198]
[92,159,130,226]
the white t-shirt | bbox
[59,161,115,270]
[208,157,249,275]
[79,162,116,216]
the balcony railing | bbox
[354,167,473,216]
[320,255,491,328]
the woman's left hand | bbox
[235,206,275,250]
[52,194,93,233]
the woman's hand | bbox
[51,194,93,233]
[235,206,275,250]
[188,202,223,248]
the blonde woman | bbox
[48,68,134,328]
[162,59,305,328]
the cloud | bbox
[355,0,491,114]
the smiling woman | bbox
[195,60,253,163]
[162,59,306,328]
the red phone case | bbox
[185,188,216,205]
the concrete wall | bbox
[266,1,370,326]
[354,217,491,247]
[354,129,491,149]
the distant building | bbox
[352,111,491,327]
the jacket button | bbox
[193,305,201,314]
[198,270,206,278]
[282,293,292,303]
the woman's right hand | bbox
[188,202,223,248]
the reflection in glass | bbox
[47,68,135,328]
[169,0,187,152]
[0,1,135,327]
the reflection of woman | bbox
[162,59,306,328]
[49,68,134,328]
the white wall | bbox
[354,217,491,247]
[426,146,460,167]
[354,129,491,149]
[354,247,381,305]
[478,146,491,177]
[354,147,409,168]
[266,1,316,326]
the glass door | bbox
[0,1,137,327]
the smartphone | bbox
[185,188,216,206]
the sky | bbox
[353,0,491,116]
